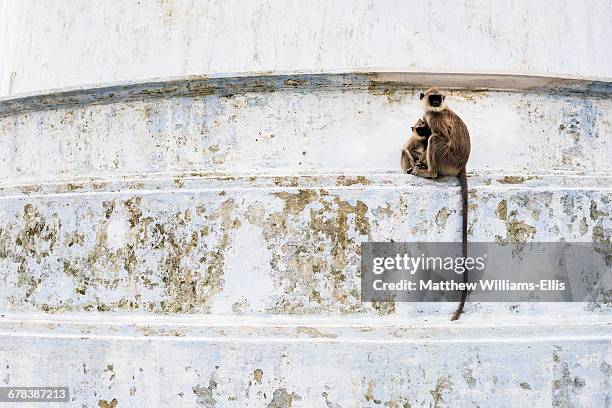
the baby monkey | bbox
[401,118,432,173]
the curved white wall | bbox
[1,0,611,97]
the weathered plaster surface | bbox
[0,318,609,407]
[1,1,612,96]
[0,174,609,315]
[1,82,611,184]
[0,72,610,406]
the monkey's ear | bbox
[419,93,425,100]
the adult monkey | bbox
[413,87,470,321]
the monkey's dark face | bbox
[415,126,432,137]
[412,118,431,137]
[420,90,447,112]
[427,94,444,107]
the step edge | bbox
[1,70,611,116]
[2,171,611,199]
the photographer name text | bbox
[372,279,566,291]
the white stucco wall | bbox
[1,2,611,406]
[1,0,612,97]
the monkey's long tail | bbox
[451,168,468,321]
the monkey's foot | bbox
[413,168,438,178]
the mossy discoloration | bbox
[124,197,144,228]
[273,190,319,215]
[336,175,371,186]
[17,204,60,262]
[253,368,263,384]
[506,220,537,242]
[283,79,308,87]
[435,208,450,229]
[1,182,608,314]
[367,82,406,104]
[371,299,396,315]
[592,225,611,274]
[462,366,476,388]
[497,175,539,184]
[309,198,370,299]
[489,193,544,243]
[0,194,241,313]
[193,377,218,407]
[64,231,85,247]
[296,326,337,339]
[364,380,380,404]
[267,388,301,408]
[4,204,62,301]
[558,101,598,168]
[19,185,42,194]
[260,190,371,313]
[430,377,453,408]
[66,183,84,192]
[451,89,489,101]
[590,200,609,221]
[160,199,237,313]
[98,399,118,408]
[273,176,300,187]
[552,346,589,407]
[496,199,508,220]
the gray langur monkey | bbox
[414,87,471,321]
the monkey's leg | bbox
[413,167,436,178]
[416,158,428,169]
[401,148,416,173]
[413,133,444,178]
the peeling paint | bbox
[98,399,118,408]
[430,377,453,408]
[364,380,381,404]
[267,388,301,408]
[193,377,218,408]
[253,369,263,385]
[497,175,540,184]
[0,174,609,313]
[2,86,611,184]
[296,326,337,339]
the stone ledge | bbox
[2,171,611,198]
[2,71,611,116]
[0,175,608,315]
[0,318,609,407]
[1,312,610,342]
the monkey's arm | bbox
[415,135,430,168]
